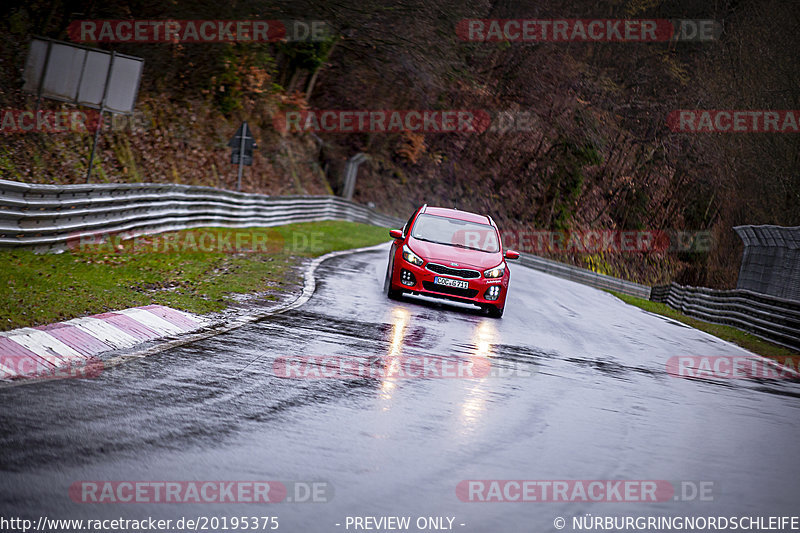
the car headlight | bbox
[484,264,505,278]
[402,244,424,266]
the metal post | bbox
[34,40,52,116]
[86,51,115,183]
[86,108,105,183]
[237,122,247,192]
[343,153,367,200]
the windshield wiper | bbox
[413,236,447,245]
[450,243,495,252]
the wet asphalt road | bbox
[1,244,799,532]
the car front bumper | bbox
[390,256,509,308]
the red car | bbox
[384,205,519,318]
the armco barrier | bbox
[517,253,652,299]
[650,283,800,351]
[0,179,403,252]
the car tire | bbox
[485,305,504,318]
[384,259,403,300]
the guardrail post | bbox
[342,153,368,201]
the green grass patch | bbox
[608,290,798,361]
[0,221,390,331]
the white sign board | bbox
[23,37,143,114]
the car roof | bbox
[422,206,492,225]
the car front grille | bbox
[422,281,479,298]
[426,263,480,279]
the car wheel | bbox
[485,305,504,318]
[384,258,403,300]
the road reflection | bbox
[379,307,409,402]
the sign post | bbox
[228,121,256,191]
[86,51,115,183]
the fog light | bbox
[400,269,416,287]
[484,285,501,301]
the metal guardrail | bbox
[516,253,652,299]
[651,282,800,351]
[0,179,403,252]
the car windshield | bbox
[410,214,500,253]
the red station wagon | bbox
[384,205,519,318]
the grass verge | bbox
[608,290,798,361]
[0,221,390,331]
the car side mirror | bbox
[389,229,403,240]
[504,250,520,260]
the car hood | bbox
[407,237,502,270]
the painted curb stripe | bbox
[0,337,53,378]
[139,305,203,330]
[1,305,205,381]
[6,328,85,365]
[67,317,148,350]
[116,308,186,336]
[34,323,114,357]
[94,312,162,341]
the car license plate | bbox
[434,276,468,289]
